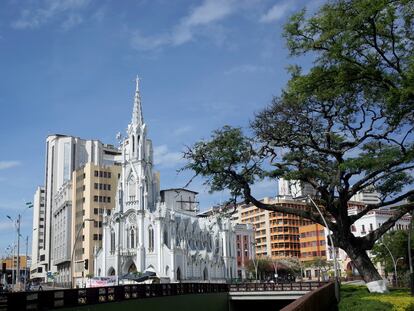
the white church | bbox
[94,77,253,283]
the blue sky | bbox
[0,0,321,256]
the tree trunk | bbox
[344,243,388,293]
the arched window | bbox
[163,229,169,248]
[132,135,135,153]
[110,230,115,254]
[130,229,135,248]
[148,226,154,252]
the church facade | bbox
[94,78,253,283]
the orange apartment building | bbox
[299,223,327,261]
[236,197,312,259]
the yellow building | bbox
[71,163,121,286]
[0,255,28,271]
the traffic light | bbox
[84,259,88,270]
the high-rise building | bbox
[299,223,327,262]
[71,163,121,285]
[30,187,46,281]
[350,188,380,205]
[278,178,317,199]
[31,135,121,282]
[237,197,312,259]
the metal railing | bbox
[0,283,229,310]
[0,282,329,310]
[229,282,327,292]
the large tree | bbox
[182,0,414,292]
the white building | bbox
[278,178,317,199]
[350,188,380,205]
[31,134,121,282]
[30,186,46,281]
[94,78,249,284]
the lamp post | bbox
[6,201,33,291]
[382,241,402,287]
[296,195,340,302]
[250,241,258,281]
[71,219,94,288]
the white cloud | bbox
[131,0,238,51]
[0,161,21,170]
[153,145,184,168]
[224,64,272,75]
[12,0,90,30]
[260,1,296,23]
[61,14,83,30]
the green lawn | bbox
[339,285,414,311]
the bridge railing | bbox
[0,283,229,311]
[0,282,330,310]
[280,282,337,311]
[229,281,327,292]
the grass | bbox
[339,284,414,311]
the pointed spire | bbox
[132,75,143,126]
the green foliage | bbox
[284,0,414,123]
[340,285,414,311]
[303,257,333,271]
[182,126,265,202]
[246,258,273,277]
[371,230,414,274]
[182,0,414,284]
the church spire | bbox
[132,75,143,126]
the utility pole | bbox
[24,235,28,290]
[16,214,21,290]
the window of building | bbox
[93,234,98,240]
[94,208,98,215]
[110,231,115,254]
[362,224,365,233]
[94,171,98,177]
[369,223,373,231]
[107,197,111,203]
[148,226,154,252]
[130,229,135,248]
[94,196,98,202]
[163,229,169,248]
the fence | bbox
[0,283,229,310]
[0,282,332,311]
[280,282,337,311]
[229,282,326,292]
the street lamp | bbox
[71,218,94,288]
[295,195,340,302]
[6,201,32,291]
[250,241,258,281]
[382,242,403,287]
